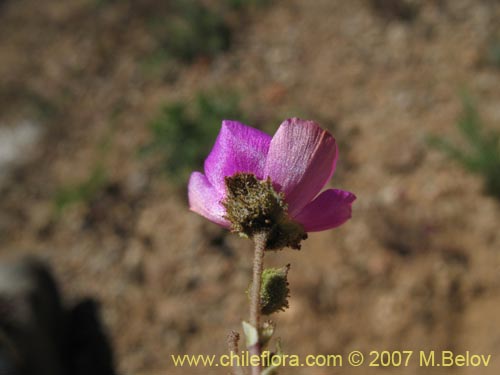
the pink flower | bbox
[188,118,355,233]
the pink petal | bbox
[294,189,355,232]
[264,118,338,216]
[204,120,271,195]
[188,172,229,227]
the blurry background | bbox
[1,0,500,374]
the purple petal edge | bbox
[264,118,338,216]
[188,171,229,227]
[204,120,271,195]
[294,189,356,232]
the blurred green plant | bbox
[143,0,271,71]
[141,91,246,185]
[487,38,500,67]
[93,0,117,6]
[0,88,59,122]
[225,0,271,10]
[428,97,500,198]
[53,112,119,213]
[148,0,230,64]
[54,164,107,213]
[370,0,419,22]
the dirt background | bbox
[1,0,500,374]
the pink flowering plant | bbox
[188,118,355,374]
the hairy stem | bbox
[249,231,267,375]
[227,331,245,375]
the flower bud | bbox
[260,320,275,348]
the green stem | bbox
[249,231,267,375]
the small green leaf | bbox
[242,321,259,348]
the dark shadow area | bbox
[0,257,116,375]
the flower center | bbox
[222,173,307,250]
